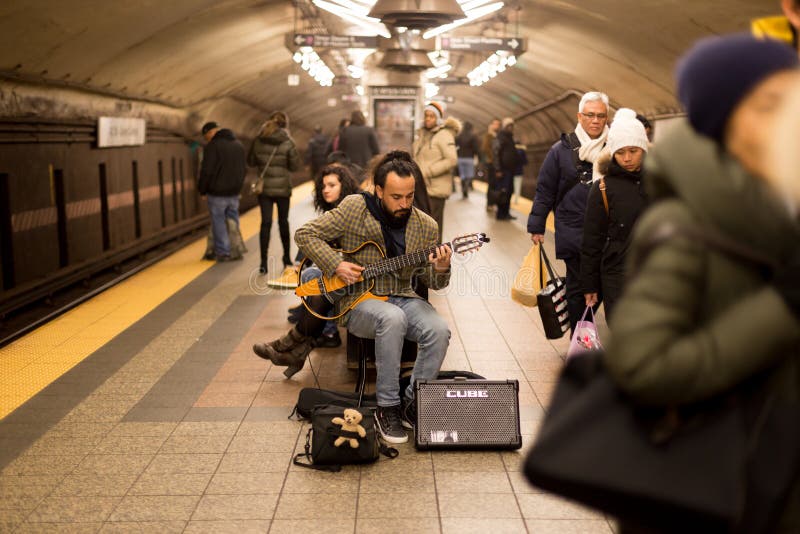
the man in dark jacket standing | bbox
[305,125,330,180]
[339,110,380,168]
[494,117,520,220]
[198,121,247,261]
[526,92,609,333]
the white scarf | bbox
[575,123,609,163]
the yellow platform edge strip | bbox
[0,182,314,420]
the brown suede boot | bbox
[265,327,306,353]
[253,328,313,378]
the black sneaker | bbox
[375,405,407,444]
[401,396,416,430]
[314,331,341,348]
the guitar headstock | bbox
[450,233,490,255]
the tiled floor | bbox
[0,189,615,533]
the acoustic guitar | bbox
[295,232,490,320]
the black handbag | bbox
[293,405,398,472]
[524,352,800,533]
[536,246,569,338]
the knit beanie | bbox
[424,102,445,126]
[606,108,649,155]
[676,33,798,143]
[501,117,514,129]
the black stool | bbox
[347,332,417,400]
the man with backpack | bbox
[526,91,610,334]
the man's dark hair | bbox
[326,151,351,165]
[372,150,422,189]
[201,121,218,135]
[313,165,360,212]
[350,110,366,126]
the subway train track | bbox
[0,215,210,348]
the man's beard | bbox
[381,200,411,228]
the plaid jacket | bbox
[295,193,450,325]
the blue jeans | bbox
[347,296,450,406]
[207,195,240,256]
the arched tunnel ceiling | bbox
[0,0,779,145]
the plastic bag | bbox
[566,306,602,358]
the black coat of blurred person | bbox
[494,117,521,220]
[247,111,301,274]
[480,117,500,210]
[455,121,481,199]
[339,110,380,168]
[305,126,330,181]
[326,118,349,155]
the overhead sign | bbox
[287,74,300,86]
[431,95,455,104]
[439,36,526,52]
[370,86,418,97]
[97,117,146,148]
[292,33,379,49]
[438,76,470,85]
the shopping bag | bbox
[536,247,569,339]
[566,306,602,358]
[511,244,548,307]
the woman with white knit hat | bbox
[579,107,650,321]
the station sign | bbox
[439,36,526,52]
[370,86,419,97]
[431,95,456,104]
[292,33,379,48]
[438,76,470,85]
[97,117,146,148]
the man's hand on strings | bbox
[429,244,452,272]
[335,261,364,284]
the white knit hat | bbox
[606,108,649,155]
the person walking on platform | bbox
[494,117,520,220]
[579,108,649,322]
[455,120,480,199]
[247,111,301,275]
[412,101,460,242]
[198,121,247,262]
[604,34,800,532]
[294,151,452,444]
[305,125,329,182]
[527,91,610,334]
[481,117,501,211]
[253,164,361,375]
[338,110,379,168]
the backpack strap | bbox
[292,428,342,472]
[599,177,609,217]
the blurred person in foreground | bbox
[605,34,800,532]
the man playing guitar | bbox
[296,151,452,444]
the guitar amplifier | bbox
[414,379,522,450]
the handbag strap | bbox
[293,428,341,472]
[599,177,609,217]
[539,245,559,282]
[536,245,545,289]
[258,145,279,181]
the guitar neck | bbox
[362,241,450,279]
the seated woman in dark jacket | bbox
[580,108,649,322]
[253,164,360,378]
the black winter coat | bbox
[198,129,247,196]
[579,154,648,296]
[495,129,520,172]
[455,131,480,159]
[527,133,593,259]
[339,124,380,167]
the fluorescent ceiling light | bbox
[313,0,391,38]
[422,2,503,39]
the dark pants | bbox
[429,197,446,243]
[296,296,332,338]
[495,171,514,218]
[601,270,625,324]
[564,255,590,334]
[258,195,291,268]
[484,164,497,209]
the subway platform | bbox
[0,184,615,533]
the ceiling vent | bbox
[368,0,465,29]
[378,49,434,71]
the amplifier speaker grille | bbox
[414,379,521,450]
